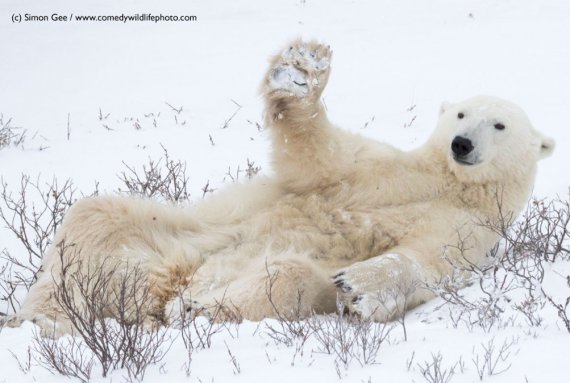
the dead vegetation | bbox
[118,145,191,203]
[0,149,568,380]
[262,261,394,375]
[31,242,173,382]
[0,114,26,150]
[0,176,76,314]
[429,192,570,333]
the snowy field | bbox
[0,0,569,382]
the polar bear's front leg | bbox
[262,40,345,192]
[333,252,436,321]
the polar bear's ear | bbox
[439,101,452,115]
[539,136,555,160]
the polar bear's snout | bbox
[451,136,476,165]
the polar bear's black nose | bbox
[451,136,474,156]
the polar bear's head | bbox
[433,96,554,183]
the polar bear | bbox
[3,39,554,336]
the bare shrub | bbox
[309,302,356,368]
[191,304,241,350]
[223,159,262,183]
[262,261,393,368]
[0,176,76,314]
[201,180,215,198]
[223,166,241,183]
[262,261,313,362]
[486,195,569,326]
[0,114,26,150]
[176,298,196,377]
[429,245,510,332]
[471,337,519,380]
[406,351,416,372]
[427,193,522,331]
[9,345,33,374]
[403,104,417,129]
[171,288,242,377]
[224,340,241,375]
[494,195,570,264]
[373,278,416,341]
[178,316,194,376]
[542,274,570,333]
[430,193,570,331]
[0,251,19,315]
[246,119,264,132]
[220,99,242,129]
[513,292,545,328]
[44,242,173,380]
[492,195,569,329]
[165,102,186,125]
[245,158,261,179]
[32,330,95,383]
[501,195,570,331]
[308,301,393,369]
[417,352,457,383]
[118,144,190,203]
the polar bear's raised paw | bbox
[266,40,332,99]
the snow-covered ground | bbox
[1,0,569,382]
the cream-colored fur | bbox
[4,39,555,336]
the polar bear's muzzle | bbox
[451,136,477,165]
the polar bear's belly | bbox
[232,198,420,265]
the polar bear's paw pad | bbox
[270,65,309,96]
[268,40,332,97]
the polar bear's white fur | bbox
[5,39,554,335]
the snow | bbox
[1,0,569,382]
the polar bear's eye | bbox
[494,123,505,130]
[457,112,464,119]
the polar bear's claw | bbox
[165,293,210,327]
[333,259,405,322]
[333,275,353,293]
[351,296,362,304]
[333,271,345,279]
